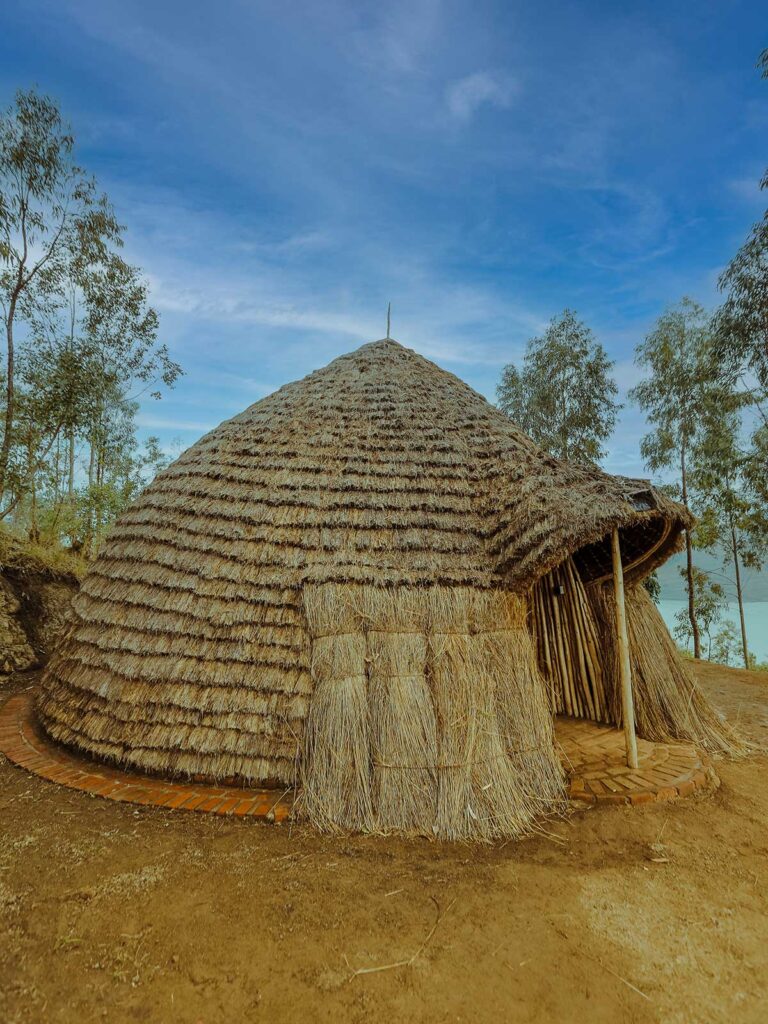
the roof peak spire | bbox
[386,302,391,340]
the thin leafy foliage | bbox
[497,309,620,465]
[629,298,716,659]
[0,88,181,553]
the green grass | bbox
[0,526,88,581]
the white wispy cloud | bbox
[146,263,539,369]
[349,0,444,77]
[446,71,518,122]
[145,273,379,339]
[136,414,216,432]
[111,176,545,374]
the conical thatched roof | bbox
[38,339,692,830]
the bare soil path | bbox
[1,662,766,1024]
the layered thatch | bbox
[37,338,725,838]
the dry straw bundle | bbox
[299,584,563,840]
[586,583,744,754]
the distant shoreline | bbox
[657,599,768,662]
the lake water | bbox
[657,600,768,663]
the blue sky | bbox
[1,0,766,477]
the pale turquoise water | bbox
[657,600,768,663]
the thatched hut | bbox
[37,340,738,839]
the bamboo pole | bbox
[550,573,576,716]
[611,528,638,769]
[567,582,597,720]
[535,584,557,712]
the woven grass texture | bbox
[298,584,564,840]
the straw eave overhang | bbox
[489,468,693,591]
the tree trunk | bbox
[68,426,75,498]
[680,444,701,658]
[84,436,96,555]
[730,523,750,670]
[25,436,36,542]
[29,463,39,543]
[52,435,63,526]
[95,437,103,538]
[0,295,18,508]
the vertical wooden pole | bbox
[611,527,638,769]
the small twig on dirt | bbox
[579,949,651,1002]
[537,827,568,846]
[600,962,651,1002]
[384,888,404,897]
[549,920,652,1003]
[347,896,456,980]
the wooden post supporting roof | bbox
[611,527,639,770]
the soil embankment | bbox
[0,537,79,676]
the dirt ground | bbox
[1,662,766,1024]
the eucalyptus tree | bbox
[57,249,176,508]
[0,88,122,506]
[672,566,727,661]
[702,22,768,665]
[630,298,717,659]
[714,48,768,426]
[0,87,181,538]
[691,403,767,669]
[712,621,743,668]
[497,309,620,465]
[711,47,768,603]
[81,248,178,472]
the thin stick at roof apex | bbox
[386,302,391,340]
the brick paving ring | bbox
[0,693,293,821]
[0,692,715,820]
[555,716,718,804]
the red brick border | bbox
[0,693,716,818]
[0,693,292,821]
[555,716,717,805]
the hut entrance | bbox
[531,555,611,724]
